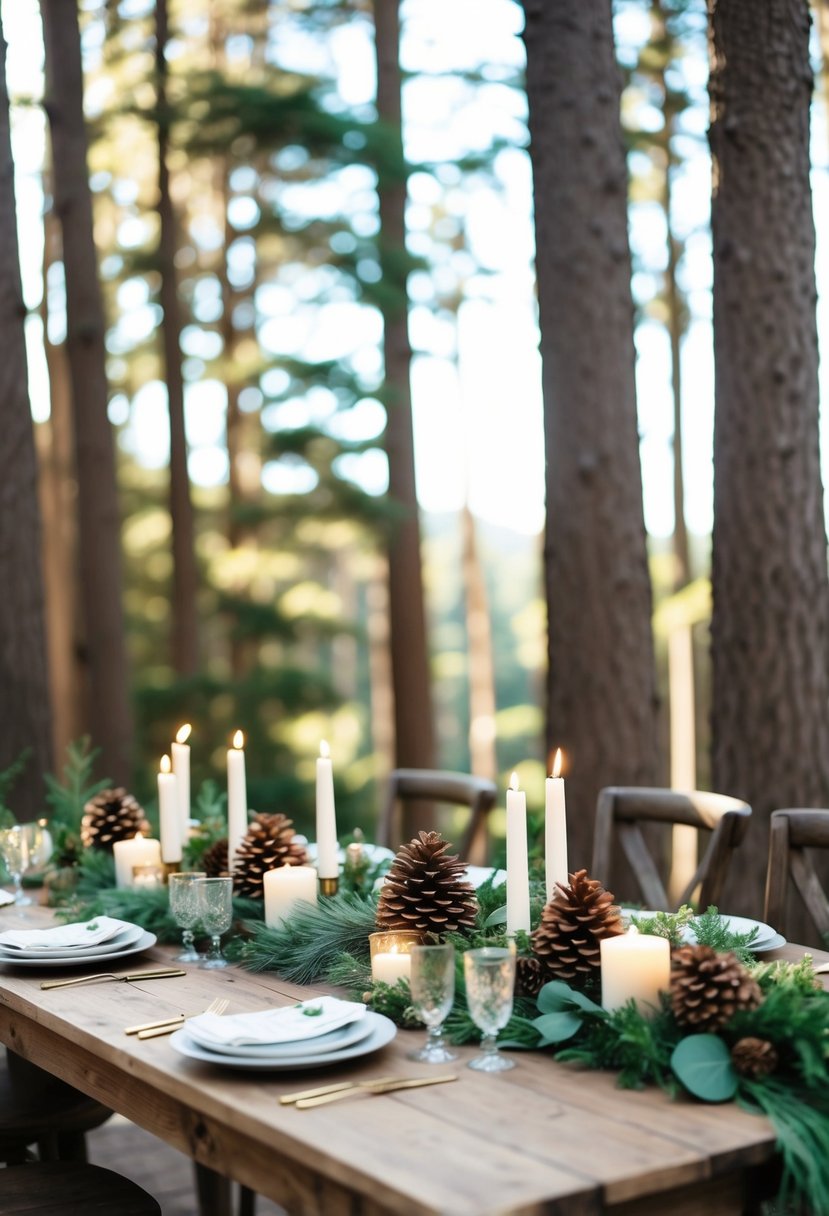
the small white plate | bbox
[0,890,15,908]
[620,908,780,951]
[190,1015,375,1060]
[0,923,145,959]
[0,929,157,968]
[170,1012,397,1071]
[749,932,787,953]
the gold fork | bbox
[129,996,230,1039]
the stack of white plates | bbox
[621,908,785,952]
[170,999,397,1072]
[0,917,156,968]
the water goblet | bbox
[195,876,233,969]
[168,871,207,962]
[407,944,458,1064]
[463,946,516,1072]
[0,826,31,906]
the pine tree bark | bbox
[373,0,435,781]
[0,17,53,816]
[521,0,660,873]
[156,0,199,678]
[708,0,829,929]
[41,0,133,782]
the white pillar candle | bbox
[545,748,569,900]
[171,723,191,843]
[315,740,339,880]
[158,754,181,865]
[371,949,411,986]
[505,771,531,936]
[263,865,318,928]
[113,833,162,889]
[600,926,671,1014]
[227,730,248,874]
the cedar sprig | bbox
[691,906,759,962]
[238,891,377,983]
[630,905,695,947]
[555,997,678,1092]
[44,739,110,867]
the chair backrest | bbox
[764,809,829,941]
[592,786,752,911]
[376,769,498,864]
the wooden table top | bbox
[1,903,826,1216]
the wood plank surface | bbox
[1,902,826,1216]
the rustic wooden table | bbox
[1,903,826,1216]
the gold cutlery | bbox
[41,968,186,990]
[284,1074,458,1110]
[133,997,229,1039]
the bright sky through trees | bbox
[5,0,829,541]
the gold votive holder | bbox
[132,863,167,890]
[368,930,423,985]
[318,875,339,897]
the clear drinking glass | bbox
[168,871,207,962]
[195,876,233,968]
[408,944,458,1064]
[463,946,516,1072]
[0,826,31,906]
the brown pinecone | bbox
[531,869,624,982]
[375,831,478,936]
[232,813,308,899]
[516,955,545,998]
[203,838,229,878]
[671,946,762,1032]
[81,789,150,851]
[731,1036,778,1079]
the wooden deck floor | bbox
[87,1114,287,1216]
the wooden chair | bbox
[592,787,752,911]
[2,1161,161,1214]
[0,1048,111,1166]
[764,809,829,941]
[376,769,498,865]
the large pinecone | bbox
[731,1036,778,1079]
[232,813,308,899]
[671,945,762,1032]
[81,789,150,851]
[376,831,478,936]
[531,869,624,982]
[203,838,229,878]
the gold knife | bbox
[125,1014,186,1036]
[280,1076,400,1105]
[41,968,186,990]
[295,1074,458,1109]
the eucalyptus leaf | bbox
[537,980,604,1016]
[670,1034,738,1102]
[483,905,507,928]
[532,1010,582,1044]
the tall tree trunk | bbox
[0,16,53,816]
[373,0,435,780]
[521,0,660,874]
[156,0,199,678]
[41,0,133,783]
[461,505,497,783]
[708,0,829,931]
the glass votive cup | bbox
[368,930,423,986]
[132,863,167,890]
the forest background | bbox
[2,0,829,930]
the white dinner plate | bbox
[169,1012,397,1071]
[748,932,787,953]
[190,1015,376,1060]
[0,929,157,968]
[0,922,145,959]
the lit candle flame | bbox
[160,754,171,775]
[552,748,562,779]
[628,924,640,937]
[509,771,520,792]
[320,739,330,759]
[135,832,144,841]
[176,723,192,745]
[232,729,244,750]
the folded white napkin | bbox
[0,916,131,950]
[187,996,366,1048]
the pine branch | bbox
[238,892,378,984]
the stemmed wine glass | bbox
[0,826,31,906]
[407,944,458,1064]
[194,876,233,969]
[168,871,207,962]
[463,946,516,1072]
